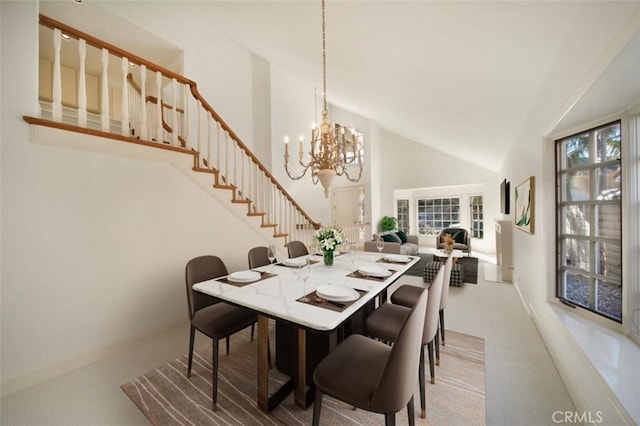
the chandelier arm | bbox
[284,161,311,180]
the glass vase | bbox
[323,250,334,266]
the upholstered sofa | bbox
[364,230,419,255]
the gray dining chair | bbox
[287,240,308,258]
[312,287,428,426]
[365,263,445,419]
[248,246,274,269]
[185,255,258,410]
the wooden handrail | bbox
[189,84,320,229]
[40,15,193,86]
[39,14,320,230]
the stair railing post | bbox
[100,48,110,132]
[77,38,87,128]
[51,28,62,122]
[155,71,163,143]
[121,57,130,137]
[139,65,147,140]
[171,78,178,146]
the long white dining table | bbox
[193,250,420,412]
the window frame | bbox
[555,119,623,323]
[469,194,484,239]
[416,196,461,236]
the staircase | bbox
[27,14,320,249]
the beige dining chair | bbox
[365,263,445,419]
[287,240,309,258]
[185,255,258,410]
[312,287,428,426]
[391,254,453,364]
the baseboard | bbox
[1,320,188,397]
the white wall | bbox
[0,2,271,392]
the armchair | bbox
[437,228,471,256]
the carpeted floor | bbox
[121,326,485,425]
[405,254,479,284]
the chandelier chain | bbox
[321,0,327,115]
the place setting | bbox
[216,270,277,287]
[347,264,397,281]
[297,284,367,312]
[376,254,415,265]
[277,257,319,268]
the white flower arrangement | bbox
[313,226,346,252]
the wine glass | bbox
[299,257,311,302]
[267,245,276,273]
[376,236,384,258]
[348,243,357,269]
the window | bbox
[396,199,409,232]
[337,125,364,165]
[470,195,483,239]
[417,197,460,235]
[556,121,622,322]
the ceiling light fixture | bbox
[283,0,363,198]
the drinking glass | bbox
[376,236,384,258]
[267,245,276,272]
[299,257,311,302]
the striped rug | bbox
[121,327,485,425]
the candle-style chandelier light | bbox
[283,0,363,198]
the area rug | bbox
[121,326,485,425]
[406,254,479,284]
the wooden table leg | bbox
[294,327,307,408]
[257,315,270,412]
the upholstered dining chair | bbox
[365,264,446,419]
[287,240,309,258]
[185,255,258,410]
[247,246,273,269]
[391,254,453,364]
[312,287,428,426]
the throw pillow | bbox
[381,234,398,243]
[396,230,408,244]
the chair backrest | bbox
[248,246,271,269]
[287,240,309,258]
[423,263,445,344]
[438,228,468,245]
[185,255,228,321]
[440,254,454,310]
[370,288,428,412]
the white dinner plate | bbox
[227,270,261,283]
[384,254,411,263]
[283,258,307,267]
[358,265,392,278]
[316,284,359,302]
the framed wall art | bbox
[514,176,535,234]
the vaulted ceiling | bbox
[41,1,640,171]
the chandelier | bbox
[283,0,363,198]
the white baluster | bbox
[171,78,178,146]
[121,57,129,136]
[183,82,189,149]
[77,39,87,127]
[52,28,62,122]
[196,102,202,163]
[155,71,163,143]
[101,48,110,132]
[216,122,221,172]
[225,132,230,185]
[139,65,147,140]
[207,113,212,169]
